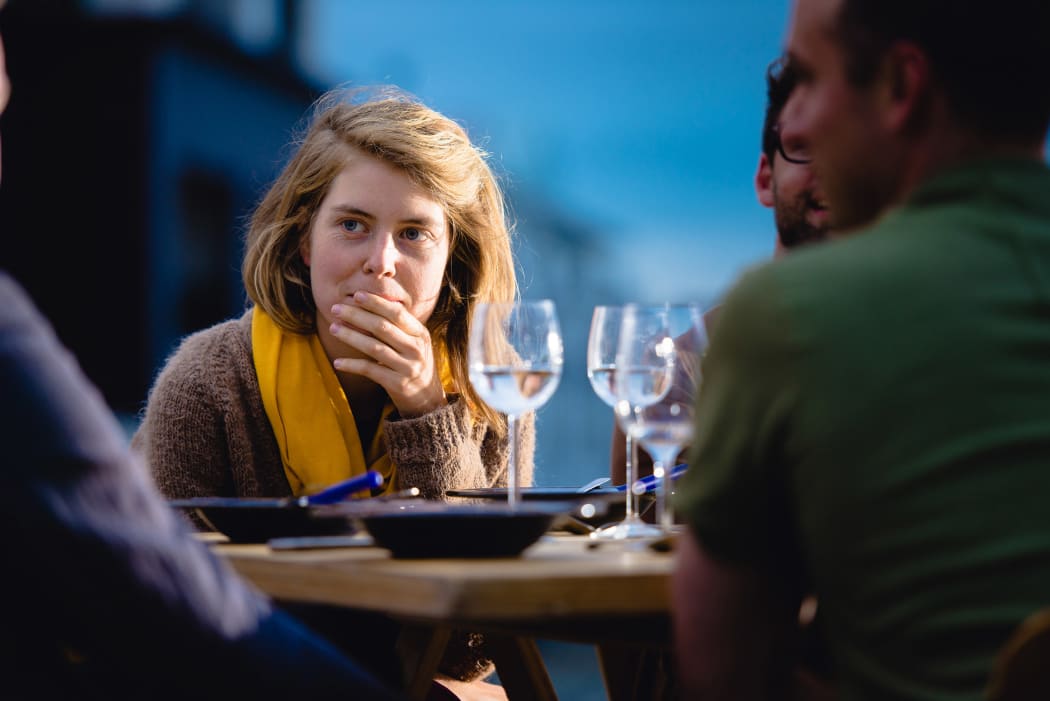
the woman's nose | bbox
[363,233,398,276]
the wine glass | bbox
[587,305,660,539]
[615,303,706,532]
[468,300,564,508]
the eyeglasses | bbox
[772,124,811,165]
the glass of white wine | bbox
[587,305,660,539]
[468,300,564,508]
[615,303,705,531]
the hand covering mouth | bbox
[346,291,404,305]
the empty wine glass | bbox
[587,305,659,539]
[616,303,706,531]
[468,300,564,508]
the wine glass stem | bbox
[625,432,639,521]
[654,459,673,530]
[507,413,520,509]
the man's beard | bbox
[774,191,829,249]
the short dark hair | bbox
[761,56,798,164]
[836,0,1050,141]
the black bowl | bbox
[169,497,356,544]
[358,502,560,559]
[444,487,655,528]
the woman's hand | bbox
[329,291,447,418]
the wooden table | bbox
[214,534,675,700]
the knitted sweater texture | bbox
[132,309,534,502]
[131,309,536,682]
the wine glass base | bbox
[589,519,665,540]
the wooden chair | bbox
[986,607,1050,701]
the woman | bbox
[133,88,531,699]
[133,87,533,504]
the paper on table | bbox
[267,534,375,550]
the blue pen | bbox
[615,463,688,493]
[298,470,385,506]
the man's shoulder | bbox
[724,237,875,309]
[911,157,1050,208]
[0,273,75,360]
[0,272,30,319]
[0,272,45,327]
[0,270,19,296]
[714,230,909,350]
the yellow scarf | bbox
[252,308,395,497]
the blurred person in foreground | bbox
[0,7,402,700]
[610,55,830,486]
[132,86,525,699]
[672,0,1050,699]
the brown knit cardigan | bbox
[131,308,536,682]
[132,309,534,502]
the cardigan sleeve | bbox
[383,395,535,499]
[131,332,235,501]
[132,313,291,504]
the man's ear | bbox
[877,41,931,134]
[755,153,775,208]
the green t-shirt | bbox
[676,158,1050,701]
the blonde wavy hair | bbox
[242,86,517,432]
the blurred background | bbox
[0,1,784,697]
[0,0,790,488]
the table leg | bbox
[397,624,453,700]
[597,643,673,701]
[486,634,559,701]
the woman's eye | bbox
[340,220,363,233]
[402,227,425,242]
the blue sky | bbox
[297,0,794,304]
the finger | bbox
[334,355,446,418]
[332,356,404,388]
[334,304,435,370]
[353,291,426,335]
[328,322,415,375]
[332,303,420,357]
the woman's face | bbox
[302,151,450,357]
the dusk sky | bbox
[298,0,794,306]
[288,0,799,481]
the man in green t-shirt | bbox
[672,1,1050,699]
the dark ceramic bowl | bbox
[169,497,357,544]
[444,487,655,528]
[358,502,561,559]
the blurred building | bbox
[509,191,623,483]
[0,0,622,485]
[0,0,315,416]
